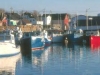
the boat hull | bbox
[51,35,64,43]
[31,36,44,51]
[83,35,100,47]
[44,38,51,46]
[66,33,83,44]
[0,41,20,57]
[20,34,45,51]
[90,36,100,49]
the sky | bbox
[0,0,100,16]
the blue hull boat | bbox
[31,36,44,50]
[21,32,45,51]
[66,33,83,43]
[64,29,83,44]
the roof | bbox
[23,12,35,18]
[5,12,21,20]
[22,19,30,23]
[17,19,31,25]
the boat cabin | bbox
[84,30,100,36]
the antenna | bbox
[10,7,13,13]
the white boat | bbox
[47,29,64,43]
[43,30,52,46]
[0,41,20,57]
[0,27,21,57]
[0,53,20,75]
[51,33,64,42]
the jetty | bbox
[0,25,41,32]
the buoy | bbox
[65,37,68,44]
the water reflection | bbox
[0,53,20,75]
[16,43,100,75]
[32,47,51,75]
[16,53,32,75]
[91,44,100,52]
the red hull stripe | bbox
[32,47,44,50]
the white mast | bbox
[86,8,90,30]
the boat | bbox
[0,53,20,75]
[83,30,100,46]
[0,41,20,57]
[64,29,83,44]
[31,36,44,50]
[43,30,51,46]
[20,32,45,51]
[47,29,64,43]
[64,14,83,44]
[0,27,21,57]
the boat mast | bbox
[86,8,90,30]
[60,13,62,30]
[76,13,78,27]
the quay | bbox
[1,25,100,47]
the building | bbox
[70,15,100,30]
[6,12,21,25]
[42,13,71,30]
[22,12,43,25]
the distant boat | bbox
[83,30,100,46]
[64,29,83,44]
[43,30,52,46]
[47,29,64,43]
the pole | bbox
[89,18,92,31]
[86,8,90,30]
[50,10,52,29]
[76,13,78,27]
[60,14,62,29]
[91,19,92,30]
[44,9,46,25]
[86,10,88,30]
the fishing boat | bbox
[0,27,21,57]
[47,29,64,43]
[83,30,100,46]
[20,32,45,51]
[31,36,44,50]
[0,53,20,75]
[43,30,51,45]
[64,29,83,44]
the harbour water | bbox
[1,43,100,75]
